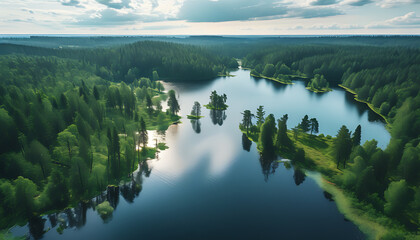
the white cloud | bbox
[367,12,420,28]
[378,0,420,8]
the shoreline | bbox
[338,84,390,125]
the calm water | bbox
[13,68,390,239]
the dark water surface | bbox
[13,68,390,239]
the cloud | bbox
[96,0,132,9]
[309,23,363,29]
[346,0,373,6]
[177,0,288,22]
[310,0,339,6]
[60,0,81,7]
[367,12,420,28]
[288,23,362,30]
[378,0,420,8]
[140,24,188,30]
[72,8,141,26]
[21,8,34,14]
[286,7,343,18]
[386,12,420,25]
[177,0,342,22]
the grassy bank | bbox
[250,73,294,85]
[305,87,332,93]
[203,104,228,110]
[241,128,418,239]
[338,84,390,125]
[187,115,204,119]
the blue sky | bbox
[1,0,420,34]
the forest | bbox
[0,36,419,239]
[0,41,238,82]
[240,45,420,238]
[0,55,183,229]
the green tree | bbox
[256,105,265,127]
[262,64,275,77]
[26,140,51,180]
[145,93,153,113]
[191,101,201,117]
[241,110,254,133]
[334,125,352,168]
[258,114,276,154]
[352,125,361,146]
[398,145,420,184]
[156,82,164,93]
[168,90,180,115]
[275,116,293,151]
[309,118,319,135]
[93,85,100,100]
[0,108,20,154]
[152,70,159,81]
[112,127,121,178]
[41,170,69,208]
[384,180,412,217]
[0,181,16,215]
[14,176,38,217]
[54,125,78,166]
[139,117,148,148]
[299,115,310,133]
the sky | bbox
[0,0,420,35]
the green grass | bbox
[187,115,204,119]
[157,142,169,150]
[305,86,332,93]
[250,73,294,85]
[203,104,228,110]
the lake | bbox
[12,68,390,239]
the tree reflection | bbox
[190,119,201,133]
[323,191,334,202]
[121,178,143,203]
[210,109,227,126]
[28,216,46,240]
[139,160,152,178]
[293,168,306,186]
[259,152,278,181]
[242,133,252,152]
[107,186,120,209]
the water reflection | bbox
[293,168,306,186]
[241,133,252,152]
[120,178,143,203]
[258,152,278,182]
[107,186,120,209]
[18,167,148,238]
[210,109,226,126]
[28,216,46,240]
[323,191,334,202]
[190,119,201,133]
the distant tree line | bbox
[0,41,238,82]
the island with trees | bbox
[204,90,228,110]
[187,101,204,119]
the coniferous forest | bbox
[0,36,419,239]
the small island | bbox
[306,74,332,93]
[204,90,228,110]
[187,101,204,119]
